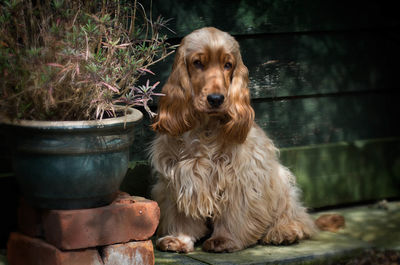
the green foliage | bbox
[0,0,175,121]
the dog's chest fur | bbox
[170,129,234,218]
[152,124,275,220]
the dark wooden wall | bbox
[125,0,400,208]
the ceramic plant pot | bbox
[1,108,142,209]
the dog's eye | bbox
[193,60,204,69]
[224,62,232,70]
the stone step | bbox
[154,201,400,264]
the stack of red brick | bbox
[7,192,160,265]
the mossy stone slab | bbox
[316,202,400,251]
[155,202,400,265]
[0,255,7,265]
[183,233,369,265]
[155,250,209,265]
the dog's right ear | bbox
[151,45,196,136]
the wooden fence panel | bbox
[123,1,400,207]
[148,0,399,36]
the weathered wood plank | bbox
[149,0,400,36]
[130,91,398,160]
[241,32,399,99]
[280,138,400,208]
[147,31,399,100]
[254,92,399,148]
[124,138,400,208]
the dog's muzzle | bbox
[207,93,225,108]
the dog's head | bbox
[152,27,254,143]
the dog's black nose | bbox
[207,93,225,108]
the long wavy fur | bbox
[150,27,316,253]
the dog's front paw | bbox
[156,235,194,253]
[262,221,312,245]
[202,236,242,253]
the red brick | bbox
[17,199,43,238]
[17,192,132,238]
[42,196,160,250]
[7,232,103,265]
[102,240,154,265]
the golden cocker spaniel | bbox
[150,27,316,253]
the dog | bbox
[149,27,316,253]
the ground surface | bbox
[0,201,399,265]
[154,201,400,265]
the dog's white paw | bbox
[156,235,194,253]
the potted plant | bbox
[0,0,173,209]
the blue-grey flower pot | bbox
[1,108,142,209]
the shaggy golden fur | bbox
[150,27,316,253]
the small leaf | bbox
[138,68,155,75]
[46,63,64,68]
[100,82,119,93]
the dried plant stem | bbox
[130,0,138,36]
[145,48,177,69]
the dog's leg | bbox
[156,212,209,253]
[202,221,244,253]
[261,211,315,245]
[202,211,262,253]
[260,166,316,245]
[153,181,209,253]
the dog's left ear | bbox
[223,52,255,144]
[151,44,196,136]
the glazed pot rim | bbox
[0,107,143,129]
